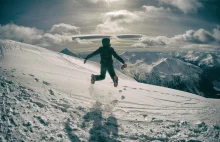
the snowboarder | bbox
[84,38,127,87]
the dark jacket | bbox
[85,46,125,64]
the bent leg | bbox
[107,64,116,81]
[95,64,107,81]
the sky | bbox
[0,0,219,52]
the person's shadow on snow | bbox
[65,118,81,142]
[81,102,120,142]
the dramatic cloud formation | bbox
[96,10,141,33]
[158,0,203,13]
[172,29,215,44]
[135,27,219,48]
[101,10,141,23]
[49,23,81,35]
[0,23,80,47]
[95,5,175,34]
[0,24,43,45]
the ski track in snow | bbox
[0,39,220,142]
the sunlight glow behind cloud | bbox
[96,10,141,33]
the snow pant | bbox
[95,63,116,81]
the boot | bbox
[113,76,118,87]
[91,74,96,84]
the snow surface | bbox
[0,39,220,142]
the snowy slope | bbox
[0,39,220,142]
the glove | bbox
[84,59,87,64]
[121,63,127,70]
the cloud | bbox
[49,23,80,35]
[71,34,143,40]
[142,5,171,14]
[39,33,72,47]
[96,22,127,34]
[116,34,144,39]
[172,29,215,44]
[134,5,172,19]
[131,43,149,48]
[73,38,92,45]
[95,10,141,33]
[0,24,43,44]
[213,26,220,42]
[0,23,79,47]
[133,27,218,48]
[158,0,203,13]
[101,10,141,24]
[140,36,167,46]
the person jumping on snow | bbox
[84,38,127,87]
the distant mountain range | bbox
[116,51,220,98]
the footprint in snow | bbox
[34,78,39,82]
[49,89,55,95]
[111,100,118,106]
[29,74,34,77]
[121,96,125,100]
[11,69,16,72]
[43,81,50,86]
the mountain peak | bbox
[60,48,77,57]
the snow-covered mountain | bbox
[171,51,220,68]
[117,51,220,98]
[0,39,220,142]
[171,51,220,97]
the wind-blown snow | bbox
[0,39,220,142]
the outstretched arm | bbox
[85,48,101,60]
[84,48,100,64]
[112,49,125,64]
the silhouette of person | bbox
[82,106,120,142]
[84,38,127,87]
